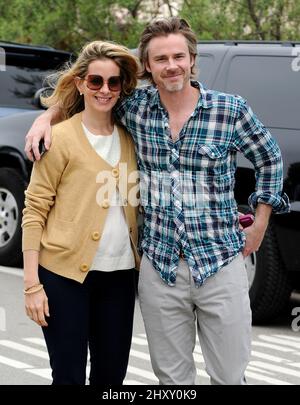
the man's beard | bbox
[162,70,189,92]
[164,81,184,92]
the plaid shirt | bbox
[115,81,290,286]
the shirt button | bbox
[102,199,110,208]
[111,168,119,178]
[92,231,100,241]
[80,263,89,272]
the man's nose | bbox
[166,58,177,69]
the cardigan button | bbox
[102,199,110,209]
[80,263,89,272]
[92,231,100,241]
[111,168,119,178]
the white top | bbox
[82,122,135,272]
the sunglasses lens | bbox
[87,75,103,90]
[108,76,121,91]
[85,75,121,91]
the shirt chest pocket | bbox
[197,144,228,171]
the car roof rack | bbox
[0,40,54,50]
[0,41,73,59]
[197,40,300,47]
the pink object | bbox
[239,214,254,228]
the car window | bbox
[196,54,215,87]
[225,55,300,129]
[0,53,69,110]
[0,65,53,109]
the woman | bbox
[22,41,140,385]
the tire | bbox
[0,167,26,267]
[240,205,292,324]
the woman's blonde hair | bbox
[42,41,139,120]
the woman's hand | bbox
[25,288,50,327]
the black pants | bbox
[38,266,136,385]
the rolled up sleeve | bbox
[233,97,290,214]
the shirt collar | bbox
[149,81,214,110]
[149,88,162,110]
[193,81,214,110]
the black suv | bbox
[196,41,300,323]
[0,40,299,324]
[0,41,73,266]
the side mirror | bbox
[33,87,53,109]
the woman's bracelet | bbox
[23,283,44,295]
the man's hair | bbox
[42,41,139,120]
[138,17,198,84]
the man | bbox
[25,17,290,385]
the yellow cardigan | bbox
[22,112,140,283]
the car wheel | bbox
[239,205,292,324]
[0,167,26,267]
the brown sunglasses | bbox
[82,74,122,92]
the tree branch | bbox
[128,0,143,19]
[246,0,265,39]
[274,0,284,40]
[163,0,175,16]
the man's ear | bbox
[145,59,151,73]
[190,54,195,70]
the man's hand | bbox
[242,222,266,257]
[24,104,62,161]
[25,116,52,161]
[242,203,272,257]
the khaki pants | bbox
[138,254,252,385]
